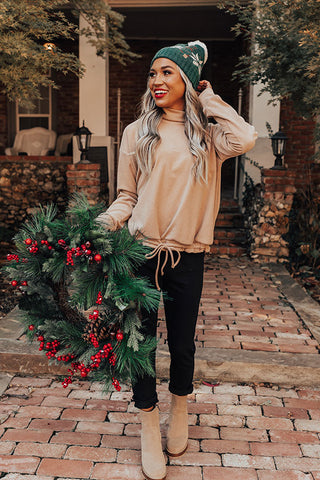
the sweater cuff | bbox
[199,87,215,104]
[95,212,117,231]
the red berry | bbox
[94,254,102,262]
[21,281,28,286]
[25,238,32,245]
[11,280,18,287]
[28,325,35,331]
[116,331,124,341]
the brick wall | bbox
[0,73,78,156]
[54,37,79,137]
[0,36,79,156]
[66,163,102,205]
[55,72,79,138]
[0,156,72,230]
[109,40,160,139]
[280,98,316,171]
[0,92,8,155]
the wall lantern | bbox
[75,121,92,164]
[43,42,56,54]
[271,131,288,169]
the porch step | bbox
[215,212,243,228]
[214,228,246,243]
[220,198,240,210]
[211,197,248,257]
[210,244,247,256]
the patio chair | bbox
[54,133,73,156]
[5,127,56,156]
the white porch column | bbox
[244,82,280,184]
[250,82,280,139]
[79,16,108,136]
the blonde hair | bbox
[136,68,210,183]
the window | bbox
[16,84,52,131]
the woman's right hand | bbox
[196,80,212,95]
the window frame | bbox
[15,84,53,132]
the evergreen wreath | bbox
[2,194,160,391]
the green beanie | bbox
[151,40,208,89]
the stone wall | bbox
[247,169,296,262]
[244,158,320,263]
[0,156,72,231]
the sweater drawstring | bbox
[145,244,181,291]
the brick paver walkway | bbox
[0,255,319,479]
[158,257,319,355]
[1,375,320,479]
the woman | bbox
[97,41,257,480]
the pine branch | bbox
[111,274,161,313]
[71,266,107,310]
[122,310,144,352]
[115,335,157,383]
[42,254,67,283]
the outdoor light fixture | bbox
[271,130,288,169]
[43,42,56,53]
[75,121,92,164]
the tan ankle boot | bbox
[166,394,188,457]
[140,406,167,480]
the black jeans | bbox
[132,250,205,409]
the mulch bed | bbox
[0,272,17,319]
[0,241,18,319]
[290,266,320,305]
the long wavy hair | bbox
[136,68,210,183]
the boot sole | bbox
[142,468,166,480]
[165,443,188,457]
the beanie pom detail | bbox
[188,41,208,64]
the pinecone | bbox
[83,303,124,343]
[82,318,105,343]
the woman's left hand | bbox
[196,80,212,95]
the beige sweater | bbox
[97,88,257,253]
